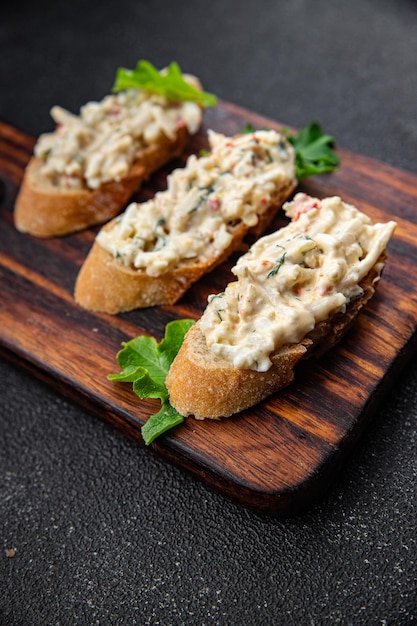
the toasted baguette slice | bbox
[14,72,204,238]
[14,128,191,238]
[166,255,385,419]
[166,194,396,420]
[74,178,296,313]
[74,129,297,313]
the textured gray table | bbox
[1,1,416,624]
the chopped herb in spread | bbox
[267,249,287,278]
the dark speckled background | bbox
[1,1,416,624]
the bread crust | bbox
[166,253,387,419]
[74,179,297,313]
[14,126,190,238]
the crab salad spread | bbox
[34,85,202,190]
[200,193,397,372]
[96,129,296,276]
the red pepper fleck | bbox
[207,197,221,212]
[318,275,332,296]
[294,203,318,221]
[292,194,322,220]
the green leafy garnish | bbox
[285,121,340,181]
[240,122,256,134]
[112,59,217,108]
[108,319,195,445]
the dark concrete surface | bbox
[1,1,416,624]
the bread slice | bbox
[14,127,191,238]
[166,193,397,420]
[166,254,385,419]
[74,130,298,313]
[74,179,296,313]
[14,73,204,238]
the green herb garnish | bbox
[112,59,217,108]
[108,319,195,445]
[285,121,340,181]
[240,122,256,134]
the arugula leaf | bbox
[112,59,217,108]
[108,319,195,445]
[285,121,340,181]
[141,402,185,445]
[240,122,256,134]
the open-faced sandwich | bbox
[14,60,215,237]
[166,193,397,420]
[74,128,298,312]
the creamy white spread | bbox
[34,82,202,190]
[97,129,295,276]
[200,193,396,372]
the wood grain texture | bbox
[1,103,416,516]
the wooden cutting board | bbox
[1,102,416,516]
